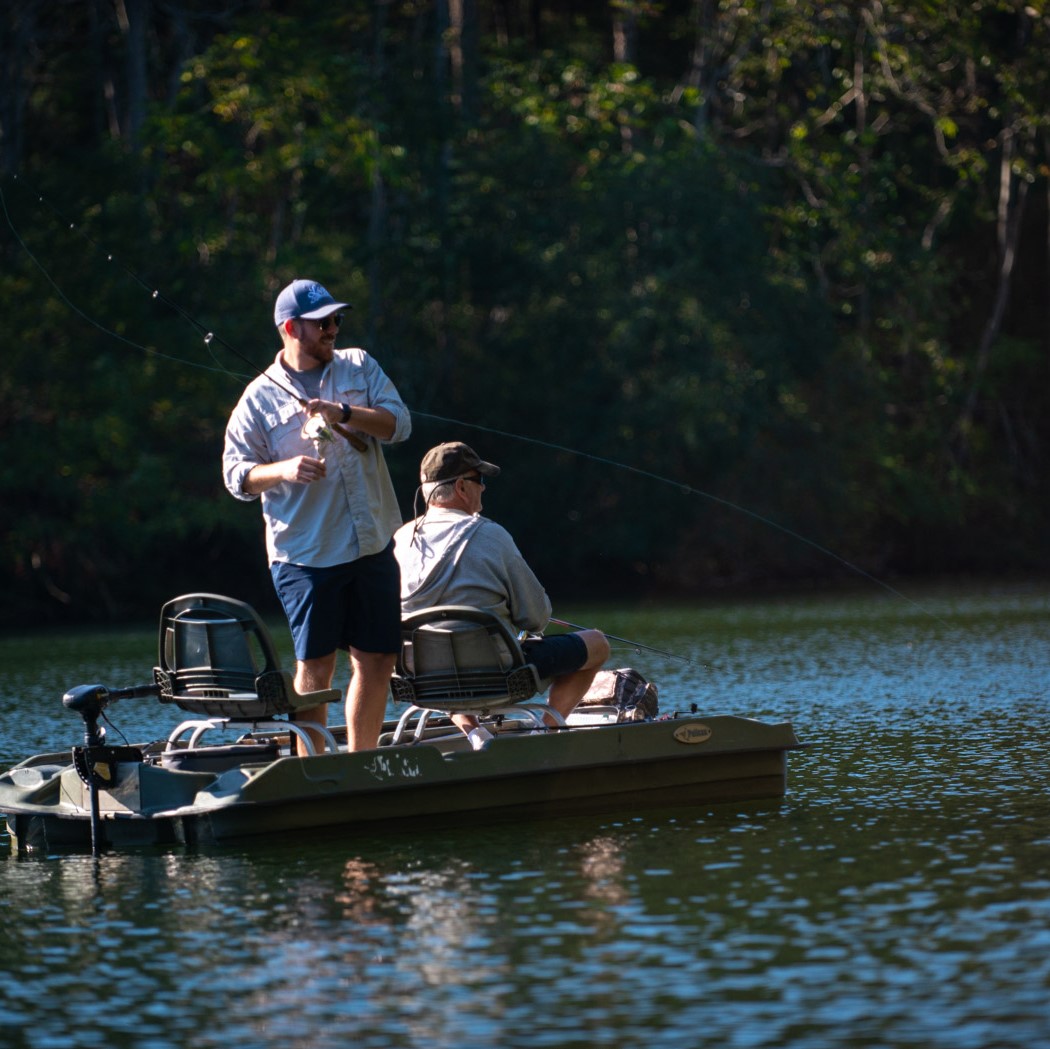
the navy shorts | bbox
[521,633,588,680]
[271,542,402,661]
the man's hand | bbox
[282,455,327,483]
[304,398,342,424]
[243,455,325,495]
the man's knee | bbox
[296,652,338,692]
[350,649,397,680]
[579,629,610,669]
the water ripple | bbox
[2,585,1049,1047]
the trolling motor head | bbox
[62,682,160,747]
[63,683,111,717]
[63,684,111,746]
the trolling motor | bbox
[62,682,159,854]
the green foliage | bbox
[0,0,1047,625]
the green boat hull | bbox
[1,714,804,853]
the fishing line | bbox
[0,173,240,379]
[2,171,334,438]
[410,410,949,625]
[549,616,717,671]
[1,174,364,448]
[3,174,945,626]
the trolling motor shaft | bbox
[62,682,158,855]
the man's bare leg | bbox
[345,649,397,751]
[292,651,337,756]
[546,629,611,722]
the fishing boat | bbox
[0,594,806,854]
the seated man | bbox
[392,442,609,748]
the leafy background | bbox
[1,0,1047,626]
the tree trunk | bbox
[367,0,390,347]
[122,0,150,146]
[612,6,637,64]
[449,0,479,123]
[954,131,1029,448]
[0,2,40,173]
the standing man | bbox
[393,442,609,746]
[223,279,411,753]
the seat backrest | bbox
[391,605,545,712]
[154,593,300,718]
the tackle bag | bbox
[577,667,659,722]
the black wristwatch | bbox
[340,403,353,424]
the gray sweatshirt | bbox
[392,507,552,634]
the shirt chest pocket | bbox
[335,374,369,406]
[265,403,312,458]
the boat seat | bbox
[389,605,560,745]
[153,593,340,756]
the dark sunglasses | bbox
[310,313,344,331]
[461,474,486,488]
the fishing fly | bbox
[0,174,365,452]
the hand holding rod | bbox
[297,398,368,452]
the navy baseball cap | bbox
[274,280,351,325]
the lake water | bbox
[1,582,1048,1049]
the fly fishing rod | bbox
[202,332,368,452]
[549,617,717,672]
[0,175,950,630]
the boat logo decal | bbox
[364,753,424,781]
[673,723,713,745]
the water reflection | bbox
[3,796,1049,1047]
[1,585,1049,1048]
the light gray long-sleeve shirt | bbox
[222,348,410,567]
[392,507,551,634]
